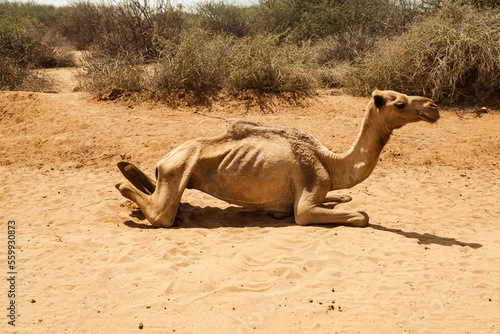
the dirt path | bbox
[1,68,499,333]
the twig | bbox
[454,109,464,121]
[194,111,230,124]
[442,196,457,207]
[361,187,377,197]
[484,209,495,217]
[414,198,442,216]
[385,185,403,199]
[124,133,169,137]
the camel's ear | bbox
[373,91,386,108]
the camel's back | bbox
[226,119,321,143]
[224,119,325,166]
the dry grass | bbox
[0,2,73,90]
[78,51,145,94]
[81,30,318,99]
[226,34,317,92]
[152,29,231,93]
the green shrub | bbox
[349,3,500,103]
[0,1,72,66]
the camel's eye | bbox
[395,102,406,109]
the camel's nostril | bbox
[429,103,438,110]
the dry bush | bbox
[227,34,317,92]
[17,70,54,92]
[0,14,55,90]
[313,62,355,89]
[59,0,186,58]
[255,0,418,42]
[79,28,230,96]
[307,32,377,89]
[0,57,30,90]
[152,28,232,93]
[76,0,499,104]
[194,0,254,37]
[82,29,318,98]
[348,3,500,104]
[153,30,317,94]
[57,1,103,50]
[78,51,146,94]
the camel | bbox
[116,90,439,228]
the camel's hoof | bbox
[115,182,126,192]
[352,212,369,227]
[115,182,134,201]
[340,195,352,203]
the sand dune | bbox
[0,69,499,333]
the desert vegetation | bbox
[1,0,499,104]
[0,1,74,90]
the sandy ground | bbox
[1,68,499,333]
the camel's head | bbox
[371,90,440,130]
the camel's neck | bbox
[327,103,392,190]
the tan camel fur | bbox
[116,90,439,227]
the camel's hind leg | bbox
[116,145,199,227]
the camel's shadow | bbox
[124,203,296,229]
[123,203,482,249]
[368,224,482,249]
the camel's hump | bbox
[223,119,325,166]
[225,119,322,145]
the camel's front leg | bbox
[294,191,368,227]
[116,144,199,227]
[116,166,185,228]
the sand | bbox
[1,68,499,333]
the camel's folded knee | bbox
[148,214,176,228]
[293,210,315,226]
[116,182,175,228]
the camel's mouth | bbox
[419,110,440,123]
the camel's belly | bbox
[193,170,296,213]
[213,194,294,214]
[188,140,298,213]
